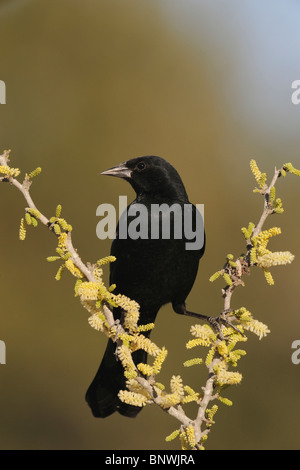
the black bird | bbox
[86,156,205,418]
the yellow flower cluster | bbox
[183,357,203,368]
[0,165,21,178]
[206,404,218,423]
[78,282,100,300]
[110,293,140,333]
[88,312,106,331]
[117,345,137,379]
[242,318,270,340]
[19,208,41,237]
[282,162,300,177]
[257,251,295,269]
[27,167,42,179]
[250,159,267,188]
[182,385,199,404]
[96,256,116,266]
[65,259,84,278]
[118,390,150,407]
[19,218,26,240]
[233,308,270,340]
[249,227,295,285]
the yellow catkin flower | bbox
[186,338,212,349]
[137,363,154,376]
[53,223,61,235]
[97,255,116,266]
[132,335,160,356]
[55,204,62,218]
[58,232,68,249]
[223,273,233,286]
[263,268,274,285]
[228,349,247,366]
[88,313,105,331]
[65,258,84,278]
[124,308,140,332]
[25,212,32,225]
[111,293,140,332]
[117,345,136,372]
[205,346,216,366]
[209,271,221,282]
[179,431,189,450]
[273,198,284,214]
[27,208,41,219]
[182,385,199,404]
[250,159,262,183]
[170,375,184,397]
[118,390,149,407]
[185,425,196,449]
[93,266,103,282]
[31,217,38,227]
[269,186,276,202]
[160,392,182,408]
[78,282,100,300]
[206,404,218,421]
[28,167,42,179]
[250,247,258,264]
[124,369,138,380]
[152,347,168,374]
[257,251,295,268]
[190,324,216,341]
[218,396,233,406]
[215,370,242,386]
[217,341,228,357]
[74,278,83,297]
[243,319,270,340]
[283,162,300,176]
[165,429,180,442]
[46,256,60,262]
[0,165,10,175]
[0,165,20,177]
[252,227,281,251]
[19,218,26,240]
[55,265,64,281]
[183,358,203,367]
[137,323,155,333]
[241,226,250,239]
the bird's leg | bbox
[174,304,242,340]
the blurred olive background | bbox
[0,0,300,450]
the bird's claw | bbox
[207,310,243,340]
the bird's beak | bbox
[100,162,132,179]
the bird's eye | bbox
[136,162,146,171]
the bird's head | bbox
[101,155,188,201]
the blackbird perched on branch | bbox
[86,156,205,418]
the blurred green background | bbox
[0,0,300,450]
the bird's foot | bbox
[207,310,243,340]
[184,308,242,340]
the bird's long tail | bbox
[85,338,147,418]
